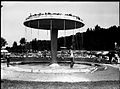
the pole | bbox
[38,20,39,40]
[64,20,66,47]
[81,32,83,50]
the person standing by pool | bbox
[6,53,10,67]
[69,49,74,68]
[43,50,47,58]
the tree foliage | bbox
[8,25,120,52]
[12,41,18,52]
[19,37,26,45]
[1,37,7,48]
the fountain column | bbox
[49,20,59,67]
[51,28,58,64]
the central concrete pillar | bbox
[50,29,58,64]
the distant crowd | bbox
[1,49,120,64]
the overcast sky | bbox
[1,1,119,47]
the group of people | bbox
[68,49,120,68]
[105,51,119,63]
[3,42,120,68]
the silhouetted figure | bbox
[6,55,10,67]
[107,51,116,63]
[43,50,47,58]
[69,49,74,68]
[61,50,65,60]
[114,42,120,63]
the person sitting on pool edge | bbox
[69,49,75,68]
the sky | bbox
[1,1,119,47]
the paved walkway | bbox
[104,64,120,69]
[1,63,120,82]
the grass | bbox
[1,79,120,89]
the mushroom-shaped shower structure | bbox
[23,12,84,67]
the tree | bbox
[13,41,17,48]
[19,37,27,53]
[1,37,7,48]
[31,38,38,52]
[94,25,101,32]
[19,37,26,46]
[6,46,11,52]
[12,41,18,53]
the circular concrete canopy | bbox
[23,13,84,30]
[23,13,85,64]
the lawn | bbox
[1,80,119,89]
